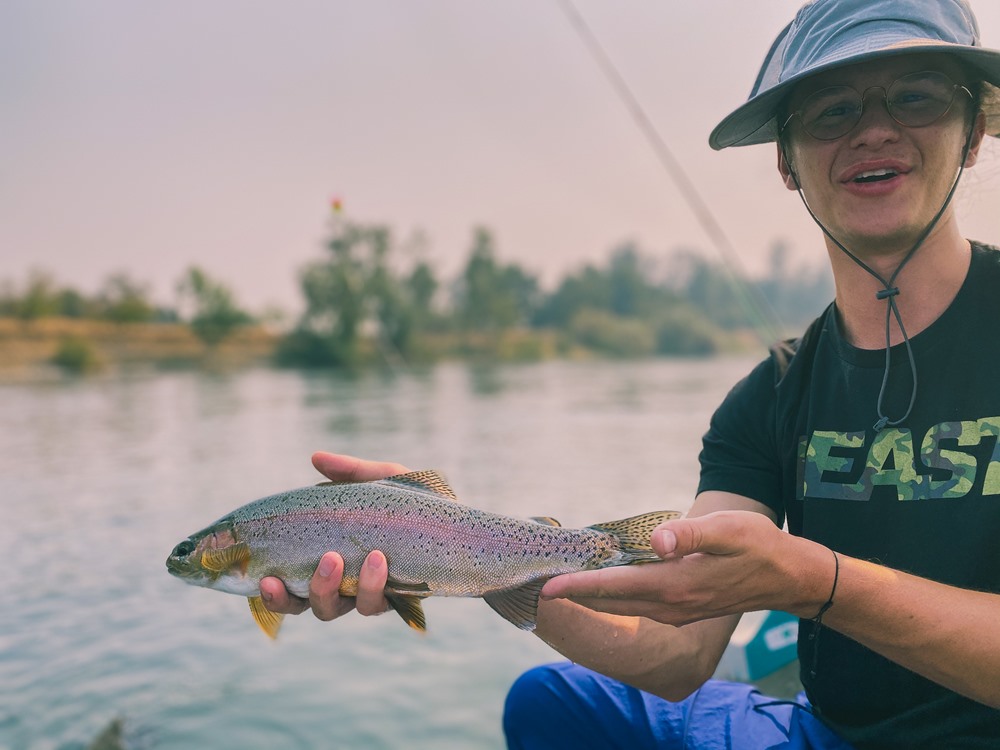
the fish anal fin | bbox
[483,578,549,632]
[529,516,562,527]
[385,593,427,633]
[588,511,683,561]
[248,595,284,639]
[202,541,251,573]
[382,470,458,501]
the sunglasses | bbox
[781,70,973,141]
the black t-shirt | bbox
[698,242,1000,748]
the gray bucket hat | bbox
[709,0,1000,150]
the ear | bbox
[776,142,799,191]
[963,111,987,168]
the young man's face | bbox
[778,53,985,254]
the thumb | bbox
[652,514,739,558]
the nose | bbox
[848,87,901,147]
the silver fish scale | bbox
[224,480,621,597]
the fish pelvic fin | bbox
[385,593,428,633]
[248,595,284,639]
[482,578,549,632]
[589,511,683,563]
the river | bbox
[0,356,759,749]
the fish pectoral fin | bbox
[589,511,683,560]
[529,516,562,527]
[483,579,549,632]
[201,542,251,573]
[248,595,284,639]
[385,593,427,633]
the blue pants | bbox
[503,662,854,750]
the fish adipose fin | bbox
[589,511,683,563]
[529,516,562,527]
[482,579,549,632]
[248,595,284,639]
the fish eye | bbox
[173,540,196,557]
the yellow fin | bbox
[385,593,427,633]
[201,541,250,573]
[383,470,458,501]
[248,595,284,639]
[589,511,683,554]
[530,516,562,527]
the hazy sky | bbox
[4,1,1000,313]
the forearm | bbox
[533,597,737,701]
[825,555,1000,708]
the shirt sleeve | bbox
[697,355,785,523]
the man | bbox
[262,0,1000,746]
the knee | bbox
[503,663,578,747]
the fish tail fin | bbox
[483,578,549,632]
[589,510,683,563]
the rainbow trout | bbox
[166,470,680,638]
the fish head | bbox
[165,521,254,594]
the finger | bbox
[355,550,390,616]
[311,452,410,482]
[656,514,749,558]
[541,567,636,601]
[309,552,352,622]
[260,576,310,615]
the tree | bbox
[177,267,252,346]
[284,220,439,367]
[452,228,539,332]
[100,273,155,323]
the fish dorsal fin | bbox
[483,579,549,631]
[588,511,682,555]
[530,516,562,527]
[382,470,458,501]
[248,595,284,639]
[201,541,251,573]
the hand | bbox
[259,451,410,621]
[540,511,831,626]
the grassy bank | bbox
[0,318,277,372]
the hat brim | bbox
[709,40,1000,150]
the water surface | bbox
[0,357,757,749]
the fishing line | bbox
[556,0,785,345]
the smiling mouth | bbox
[852,168,899,184]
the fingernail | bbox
[654,529,677,555]
[367,553,383,570]
[261,590,272,603]
[318,554,335,578]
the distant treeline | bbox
[0,220,832,366]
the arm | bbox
[545,490,1000,708]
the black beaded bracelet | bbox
[808,548,840,679]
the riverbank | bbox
[0,317,278,373]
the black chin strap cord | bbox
[780,117,976,432]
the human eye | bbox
[801,88,858,127]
